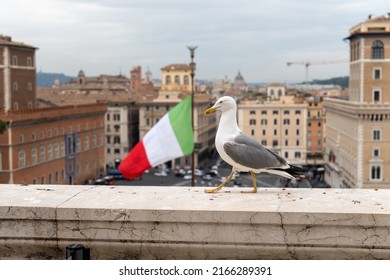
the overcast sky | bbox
[1,0,388,83]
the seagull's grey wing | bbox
[224,133,288,169]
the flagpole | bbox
[187,46,197,187]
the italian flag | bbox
[119,95,194,179]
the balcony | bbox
[1,184,390,259]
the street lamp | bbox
[187,46,197,187]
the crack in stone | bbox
[278,212,298,260]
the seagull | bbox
[204,96,306,193]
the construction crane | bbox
[286,60,347,84]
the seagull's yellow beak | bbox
[204,106,217,116]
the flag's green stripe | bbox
[168,95,194,155]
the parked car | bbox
[154,170,168,177]
[107,169,124,179]
[202,174,212,181]
[186,169,203,176]
[183,174,192,180]
[174,168,186,177]
[94,175,114,185]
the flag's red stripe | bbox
[118,141,152,179]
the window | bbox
[12,55,17,65]
[27,57,32,67]
[113,114,120,121]
[166,75,171,84]
[28,82,32,91]
[283,119,290,125]
[295,110,301,115]
[19,151,26,168]
[184,75,189,85]
[373,129,381,140]
[13,82,18,91]
[262,129,266,136]
[54,143,59,159]
[114,136,121,144]
[285,129,288,136]
[272,140,278,147]
[47,144,53,160]
[371,165,382,180]
[373,89,381,102]
[274,119,277,125]
[250,110,256,115]
[40,145,45,161]
[249,119,256,125]
[261,140,267,146]
[295,152,301,158]
[296,119,300,125]
[174,75,180,84]
[60,142,65,156]
[371,40,384,59]
[284,152,289,158]
[92,135,97,147]
[261,119,267,125]
[373,148,380,158]
[76,138,81,152]
[261,110,267,115]
[19,134,24,143]
[84,135,89,150]
[251,129,255,136]
[284,110,290,115]
[31,148,37,165]
[272,110,278,115]
[374,68,381,80]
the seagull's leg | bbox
[241,171,258,193]
[204,168,235,193]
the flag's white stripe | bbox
[143,114,183,167]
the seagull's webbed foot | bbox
[241,171,258,193]
[205,169,235,193]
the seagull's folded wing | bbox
[224,134,288,169]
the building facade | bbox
[325,14,390,188]
[238,96,308,165]
[306,99,325,165]
[0,35,37,112]
[138,63,217,170]
[0,104,107,185]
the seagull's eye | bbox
[219,101,223,104]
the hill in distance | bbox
[36,71,349,88]
[36,72,74,87]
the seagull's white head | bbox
[204,96,237,116]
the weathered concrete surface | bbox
[1,184,390,259]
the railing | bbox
[1,184,390,259]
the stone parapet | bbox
[0,184,390,259]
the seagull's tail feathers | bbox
[268,164,307,180]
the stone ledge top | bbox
[1,184,390,223]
